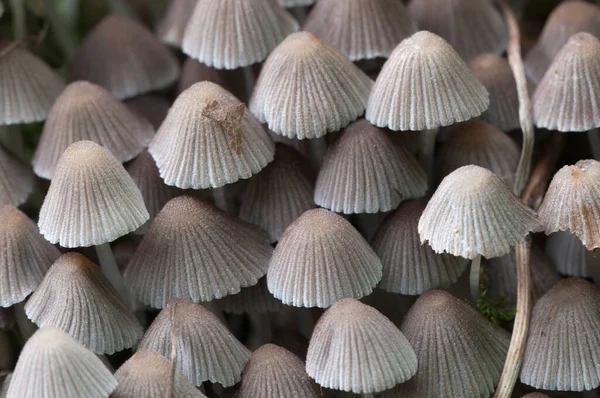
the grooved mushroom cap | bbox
[149,81,275,189]
[38,140,149,248]
[125,195,273,308]
[303,0,416,61]
[138,298,252,387]
[366,31,489,131]
[418,165,542,259]
[250,31,374,139]
[182,0,299,69]
[33,81,154,180]
[155,0,198,48]
[533,33,600,132]
[7,327,117,398]
[521,278,600,391]
[24,252,143,354]
[383,290,510,398]
[314,119,427,214]
[215,277,281,314]
[0,42,65,124]
[0,144,34,207]
[69,15,180,99]
[0,204,61,307]
[538,160,600,250]
[113,350,207,398]
[306,298,417,393]
[267,208,383,308]
[545,230,598,278]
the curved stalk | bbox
[469,255,482,301]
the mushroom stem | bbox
[44,0,77,60]
[13,301,36,342]
[290,6,307,25]
[95,243,134,310]
[419,128,438,187]
[588,129,600,160]
[9,0,26,39]
[308,136,327,169]
[246,312,272,351]
[105,0,138,20]
[212,186,236,215]
[469,255,482,301]
[242,65,256,100]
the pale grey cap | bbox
[0,144,34,207]
[155,0,198,48]
[545,230,599,278]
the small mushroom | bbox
[155,0,198,49]
[545,230,599,278]
[0,144,33,207]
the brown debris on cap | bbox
[33,81,154,180]
[267,208,383,308]
[138,298,252,387]
[303,0,416,61]
[367,31,489,131]
[545,230,599,278]
[418,165,542,259]
[0,144,34,207]
[155,0,198,48]
[538,160,600,250]
[521,278,600,391]
[69,15,180,99]
[306,298,417,394]
[149,81,275,189]
[125,196,272,308]
[38,140,149,248]
[250,32,373,139]
[125,94,171,130]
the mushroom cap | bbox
[25,252,143,354]
[306,298,417,394]
[419,165,542,259]
[0,144,34,207]
[182,0,299,69]
[155,0,198,48]
[314,119,427,214]
[33,81,154,180]
[0,42,65,124]
[538,160,600,250]
[69,15,180,99]
[149,81,275,189]
[303,0,416,61]
[125,195,272,308]
[215,277,281,314]
[38,140,149,248]
[0,204,61,307]
[124,94,170,130]
[521,278,600,391]
[366,31,489,131]
[384,290,510,398]
[267,208,383,308]
[7,327,117,398]
[545,230,599,278]
[138,298,252,387]
[250,31,373,139]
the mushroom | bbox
[154,0,198,49]
[0,144,33,207]
[545,230,599,278]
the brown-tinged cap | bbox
[306,298,417,393]
[38,141,149,248]
[155,0,198,48]
[521,278,600,391]
[125,195,272,308]
[545,230,600,278]
[138,298,252,387]
[249,32,373,139]
[124,93,170,130]
[149,81,275,189]
[32,81,154,180]
[267,208,383,308]
[215,277,281,314]
[69,15,180,99]
[367,31,489,131]
[0,144,33,207]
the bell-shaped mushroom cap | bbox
[384,290,510,398]
[469,54,520,131]
[32,81,154,180]
[215,277,281,314]
[371,200,468,295]
[149,81,275,189]
[533,33,600,132]
[407,0,507,62]
[24,252,143,354]
[69,15,180,100]
[303,0,416,61]
[0,42,65,124]
[7,327,118,398]
[0,144,34,207]
[436,120,520,187]
[306,298,417,393]
[113,350,207,398]
[233,344,318,397]
[155,0,198,48]
[0,204,61,307]
[38,141,149,248]
[278,0,314,6]
[545,231,598,278]
[138,298,252,387]
[367,31,489,131]
[538,160,600,250]
[125,195,272,308]
[125,94,170,130]
[315,120,427,214]
[250,32,374,140]
[418,165,542,259]
[524,1,600,85]
[521,278,600,391]
[239,144,315,243]
[267,208,383,308]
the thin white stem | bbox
[242,65,255,100]
[95,243,134,311]
[588,129,600,160]
[419,128,438,188]
[44,0,77,60]
[9,0,26,39]
[308,137,327,169]
[291,6,307,24]
[469,255,482,302]
[13,301,36,342]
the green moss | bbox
[476,266,516,328]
